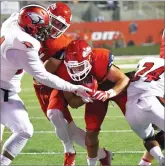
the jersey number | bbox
[132,62,165,82]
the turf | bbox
[2,60,159,166]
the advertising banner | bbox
[66,19,164,47]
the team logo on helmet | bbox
[27,12,44,24]
[82,46,91,58]
[50,4,56,10]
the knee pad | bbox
[19,122,34,138]
[155,130,165,150]
[47,109,65,127]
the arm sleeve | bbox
[6,49,77,92]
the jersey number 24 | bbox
[132,62,165,82]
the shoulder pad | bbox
[13,31,41,52]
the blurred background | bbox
[1,1,164,55]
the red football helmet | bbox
[64,40,93,81]
[47,2,72,38]
[18,5,51,41]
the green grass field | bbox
[2,57,158,165]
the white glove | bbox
[92,89,116,102]
[72,85,93,103]
[72,85,92,98]
[81,96,93,103]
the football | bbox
[81,74,98,96]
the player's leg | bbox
[126,96,164,165]
[139,130,165,166]
[68,121,111,164]
[144,96,165,165]
[47,90,76,165]
[33,84,53,116]
[139,151,153,166]
[112,92,153,165]
[0,93,33,165]
[47,109,76,165]
[85,100,110,166]
[149,96,165,132]
[112,91,164,166]
[113,92,152,165]
[47,108,75,154]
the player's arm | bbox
[63,91,85,109]
[6,49,91,94]
[93,54,129,101]
[44,57,62,73]
[106,65,130,95]
[44,48,65,73]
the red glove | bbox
[82,75,98,96]
[92,89,116,102]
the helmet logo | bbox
[82,46,91,58]
[50,4,56,10]
[27,12,44,24]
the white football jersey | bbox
[0,13,41,93]
[127,57,165,98]
[0,13,90,95]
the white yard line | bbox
[26,104,115,109]
[4,130,132,134]
[29,116,124,119]
[19,151,145,155]
[115,55,157,60]
[117,64,136,69]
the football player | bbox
[138,29,165,166]
[125,57,165,166]
[33,3,112,165]
[58,40,165,165]
[63,39,130,166]
[0,5,91,165]
[45,62,113,166]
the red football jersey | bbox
[91,48,113,83]
[39,34,72,62]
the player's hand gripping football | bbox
[80,75,98,103]
[92,89,116,102]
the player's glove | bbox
[73,85,92,97]
[75,87,93,103]
[92,89,116,102]
[81,95,93,103]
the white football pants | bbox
[0,89,33,157]
[126,96,164,139]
